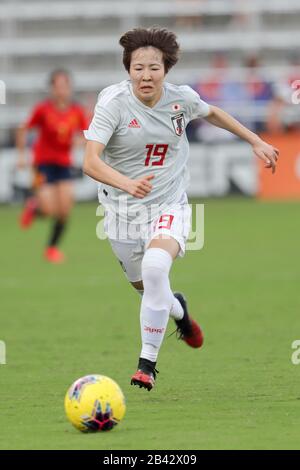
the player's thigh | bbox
[56,180,74,218]
[147,236,180,259]
[147,195,191,259]
[108,239,143,283]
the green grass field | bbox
[0,198,300,450]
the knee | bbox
[56,200,73,222]
[57,213,69,223]
[40,204,56,217]
[142,252,168,290]
[56,204,71,221]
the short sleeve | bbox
[84,93,120,146]
[25,103,44,129]
[181,85,210,121]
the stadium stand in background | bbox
[0,0,299,200]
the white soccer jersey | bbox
[84,80,210,222]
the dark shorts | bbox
[34,164,72,187]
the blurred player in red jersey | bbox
[16,69,88,263]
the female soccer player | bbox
[17,69,88,263]
[83,28,279,390]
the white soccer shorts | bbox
[104,193,191,282]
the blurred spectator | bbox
[189,53,275,141]
[190,52,246,142]
[175,0,254,31]
[229,0,255,30]
[243,55,273,132]
[175,0,203,29]
[194,53,231,102]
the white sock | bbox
[170,297,184,320]
[136,287,183,320]
[140,248,173,362]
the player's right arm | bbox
[83,140,154,199]
[15,125,29,169]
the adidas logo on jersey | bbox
[128,118,141,128]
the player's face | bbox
[129,47,165,107]
[51,74,72,103]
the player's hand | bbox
[252,139,279,174]
[125,174,155,199]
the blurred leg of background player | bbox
[20,165,73,263]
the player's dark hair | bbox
[119,27,180,74]
[49,69,71,85]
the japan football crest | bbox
[171,113,185,136]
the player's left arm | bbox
[204,105,279,174]
[73,107,89,148]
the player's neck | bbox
[52,98,70,110]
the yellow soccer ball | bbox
[64,375,126,432]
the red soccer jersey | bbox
[25,100,88,166]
